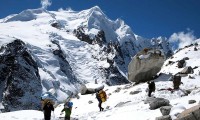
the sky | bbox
[0,0,199,39]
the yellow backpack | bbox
[98,90,107,102]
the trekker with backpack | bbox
[173,75,182,89]
[96,89,107,111]
[61,101,73,120]
[147,81,155,97]
[43,101,54,120]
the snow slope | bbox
[1,40,200,119]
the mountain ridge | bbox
[0,6,172,111]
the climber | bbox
[96,89,107,111]
[43,101,54,120]
[147,81,156,97]
[173,75,182,89]
[61,100,73,120]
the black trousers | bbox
[98,100,103,111]
[65,116,70,120]
[44,114,51,120]
[148,90,153,97]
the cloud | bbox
[41,0,52,9]
[169,30,196,50]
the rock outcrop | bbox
[0,39,42,112]
[128,48,165,83]
[177,105,200,120]
[144,97,170,110]
[80,84,104,95]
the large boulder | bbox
[144,97,170,110]
[128,48,165,83]
[80,83,104,95]
[177,105,200,120]
[149,98,170,110]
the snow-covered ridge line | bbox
[0,6,172,112]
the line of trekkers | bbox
[41,89,107,120]
[147,74,183,97]
[41,74,182,120]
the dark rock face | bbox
[94,30,106,46]
[73,26,106,46]
[73,27,129,85]
[51,39,81,85]
[0,39,42,112]
[104,41,129,85]
[105,65,129,85]
[73,26,93,44]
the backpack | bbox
[64,101,73,108]
[98,90,107,102]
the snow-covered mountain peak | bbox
[4,8,51,22]
[0,6,173,112]
[89,6,104,14]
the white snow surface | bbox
[0,6,200,120]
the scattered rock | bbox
[188,75,195,79]
[123,84,133,89]
[183,57,189,60]
[194,47,198,51]
[177,59,185,68]
[149,98,170,110]
[115,101,131,107]
[156,115,172,120]
[129,91,141,95]
[188,100,196,104]
[106,106,110,109]
[180,66,194,74]
[168,61,175,64]
[107,93,112,96]
[113,87,121,93]
[88,100,93,104]
[185,90,192,95]
[193,66,198,69]
[160,106,172,115]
